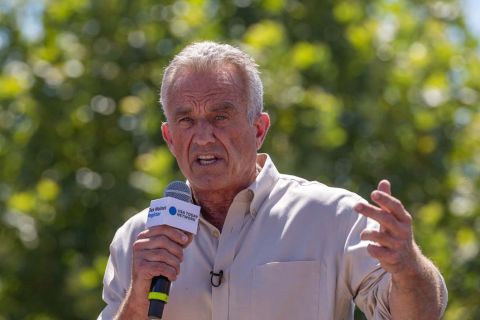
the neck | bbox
[193,163,262,231]
[193,189,239,231]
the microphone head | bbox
[164,181,192,203]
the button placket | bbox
[211,202,248,320]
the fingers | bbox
[377,179,391,195]
[134,236,184,260]
[370,190,412,224]
[354,202,404,238]
[374,182,390,233]
[365,243,413,274]
[366,244,400,269]
[138,225,191,247]
[355,180,420,276]
[359,179,412,224]
[140,248,184,269]
[132,225,192,282]
[361,229,399,249]
[135,259,180,282]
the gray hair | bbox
[160,41,264,122]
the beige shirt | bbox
[98,154,445,320]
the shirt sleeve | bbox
[97,229,133,320]
[96,242,126,319]
[338,197,448,319]
[97,210,146,319]
[347,223,449,319]
[337,196,392,319]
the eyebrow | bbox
[172,106,192,118]
[210,103,237,113]
[172,103,238,119]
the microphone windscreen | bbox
[164,181,192,203]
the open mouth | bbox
[197,154,219,166]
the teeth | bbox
[197,154,217,165]
[198,155,215,160]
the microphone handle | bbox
[148,275,171,319]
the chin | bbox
[188,175,224,192]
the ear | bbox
[254,112,270,150]
[161,122,176,156]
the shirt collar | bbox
[187,153,280,220]
[247,153,280,218]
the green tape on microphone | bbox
[148,292,169,303]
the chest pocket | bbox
[252,261,321,320]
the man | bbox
[98,41,447,319]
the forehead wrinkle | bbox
[167,66,248,119]
[181,86,241,107]
[174,66,245,97]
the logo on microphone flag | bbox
[147,197,200,234]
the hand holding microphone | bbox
[125,181,200,320]
[146,181,200,319]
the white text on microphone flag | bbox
[146,197,201,234]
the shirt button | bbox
[212,230,220,239]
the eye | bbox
[177,117,194,127]
[179,117,193,123]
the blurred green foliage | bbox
[0,0,479,319]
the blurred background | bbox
[0,0,479,319]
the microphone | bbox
[146,181,200,319]
[210,270,224,287]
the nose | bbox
[192,119,215,146]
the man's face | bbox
[161,65,270,194]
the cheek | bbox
[229,131,257,158]
[170,134,190,158]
